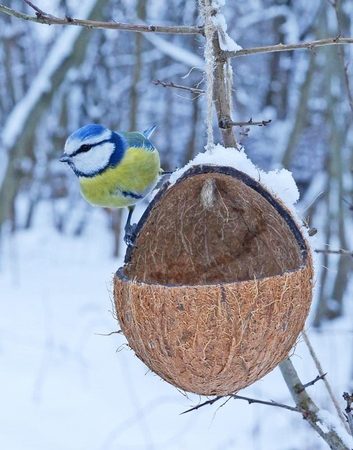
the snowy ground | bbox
[0,201,352,450]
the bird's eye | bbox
[79,144,92,153]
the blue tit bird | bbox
[59,123,161,245]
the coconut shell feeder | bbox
[114,164,313,396]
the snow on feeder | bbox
[114,163,313,396]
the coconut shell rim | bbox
[115,261,311,288]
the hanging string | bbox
[199,0,216,153]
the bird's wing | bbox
[120,131,155,152]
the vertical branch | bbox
[343,393,353,437]
[199,0,237,149]
[279,358,350,450]
[212,33,237,148]
[302,331,350,433]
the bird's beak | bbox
[59,153,70,163]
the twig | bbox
[342,198,353,211]
[0,3,203,34]
[219,118,272,128]
[300,373,327,392]
[343,392,353,437]
[230,394,301,413]
[152,80,205,94]
[23,0,53,17]
[94,330,123,336]
[226,37,353,58]
[181,393,301,415]
[314,248,353,257]
[302,331,351,434]
[180,395,223,414]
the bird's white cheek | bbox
[73,142,115,176]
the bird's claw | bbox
[124,223,137,247]
[124,233,136,247]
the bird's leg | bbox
[154,170,175,190]
[124,205,136,246]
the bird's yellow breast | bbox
[79,146,161,208]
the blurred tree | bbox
[0,0,109,233]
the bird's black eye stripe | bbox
[79,144,92,153]
[71,139,111,157]
[71,144,93,157]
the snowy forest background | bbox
[1,0,353,449]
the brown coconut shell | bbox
[114,165,313,396]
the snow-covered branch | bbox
[280,359,351,450]
[343,393,353,437]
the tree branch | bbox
[152,80,205,94]
[226,37,353,58]
[182,373,327,415]
[181,362,350,450]
[343,393,353,437]
[219,118,272,128]
[0,3,203,34]
[342,198,353,211]
[314,248,353,257]
[24,0,54,17]
[212,30,237,147]
[300,373,327,391]
[2,4,353,60]
[279,358,350,450]
[181,393,301,415]
[230,394,301,413]
[180,395,223,414]
[302,331,351,434]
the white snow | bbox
[317,409,352,448]
[169,144,300,214]
[0,203,352,450]
[212,13,242,52]
[212,0,226,7]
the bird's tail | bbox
[143,124,156,139]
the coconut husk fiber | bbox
[114,165,314,396]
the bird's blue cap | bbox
[68,124,108,142]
